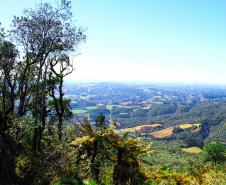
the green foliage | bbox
[99,166,113,185]
[173,129,203,147]
[202,141,226,164]
[52,174,84,185]
[15,155,31,179]
[0,40,18,60]
[147,104,177,117]
[186,159,226,185]
[1,0,85,182]
[71,121,153,185]
[53,182,63,185]
[1,0,226,184]
[145,171,192,185]
[143,140,201,172]
[9,117,34,152]
[95,113,105,129]
[207,122,226,142]
[87,180,98,185]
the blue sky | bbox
[1,0,226,84]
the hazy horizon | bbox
[1,0,226,84]
[63,79,226,87]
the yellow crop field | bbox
[182,147,202,154]
[179,123,200,129]
[150,123,201,138]
[150,127,174,138]
[118,123,162,133]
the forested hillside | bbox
[67,83,226,144]
[0,1,225,185]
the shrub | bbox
[15,155,31,179]
[202,141,226,165]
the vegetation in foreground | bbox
[0,0,225,184]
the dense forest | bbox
[0,1,225,185]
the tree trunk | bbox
[58,77,64,140]
[91,140,100,182]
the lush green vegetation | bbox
[0,1,225,185]
[68,83,226,145]
[72,109,88,114]
[86,106,99,110]
[202,141,226,165]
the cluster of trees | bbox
[202,141,226,165]
[72,115,153,185]
[117,102,226,144]
[0,0,86,183]
[0,0,86,138]
[0,1,153,184]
